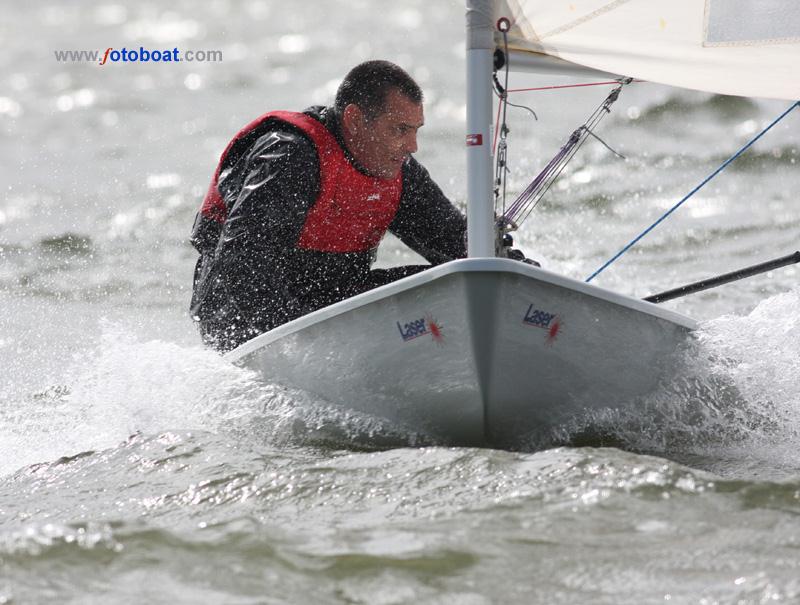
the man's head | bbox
[335,60,424,179]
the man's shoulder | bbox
[245,109,329,160]
[250,106,335,154]
[219,112,322,180]
[244,127,318,172]
[301,105,330,124]
[262,106,332,137]
[402,155,434,184]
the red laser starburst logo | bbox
[522,304,562,346]
[396,315,445,344]
[546,318,562,345]
[426,316,445,344]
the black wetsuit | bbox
[190,105,467,352]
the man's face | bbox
[345,88,424,179]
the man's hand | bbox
[501,234,541,267]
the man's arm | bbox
[213,128,320,330]
[389,157,467,264]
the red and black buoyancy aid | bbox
[200,111,403,253]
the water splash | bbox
[541,289,800,476]
[0,321,428,477]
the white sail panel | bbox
[491,0,800,100]
[705,0,800,46]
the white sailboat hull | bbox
[227,259,696,447]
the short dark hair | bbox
[334,60,423,119]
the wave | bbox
[4,283,799,480]
[533,289,800,477]
[0,320,433,477]
[638,93,759,121]
[38,232,95,255]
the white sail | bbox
[488,0,800,100]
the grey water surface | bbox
[1,1,799,603]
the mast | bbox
[465,0,495,258]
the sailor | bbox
[189,60,475,352]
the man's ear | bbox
[341,103,364,135]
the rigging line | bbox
[585,100,800,284]
[492,96,502,154]
[496,77,633,154]
[494,27,513,222]
[506,99,538,121]
[492,85,539,152]
[583,125,625,159]
[509,130,581,221]
[505,109,598,220]
[503,83,625,225]
[516,128,592,225]
[512,124,619,226]
[492,83,508,197]
[493,99,509,218]
[496,78,618,165]
[506,129,585,223]
[508,79,643,94]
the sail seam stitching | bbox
[539,0,634,40]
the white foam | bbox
[632,288,800,472]
[699,288,800,410]
[0,321,265,476]
[0,321,425,477]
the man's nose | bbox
[403,131,418,155]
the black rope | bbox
[493,29,512,223]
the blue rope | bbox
[586,100,800,283]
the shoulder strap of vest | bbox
[200,110,338,223]
[267,111,334,144]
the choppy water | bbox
[2,1,799,603]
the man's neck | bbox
[327,108,377,177]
